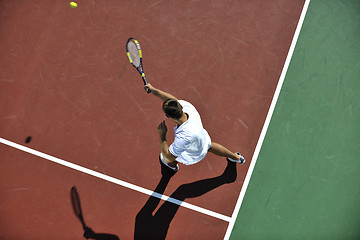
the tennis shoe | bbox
[160,153,179,171]
[227,152,245,164]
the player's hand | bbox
[158,120,167,139]
[144,83,155,93]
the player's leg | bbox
[164,157,178,167]
[208,142,245,164]
[208,142,239,159]
[159,153,179,171]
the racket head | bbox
[126,38,142,68]
[70,186,85,226]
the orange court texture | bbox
[0,0,305,239]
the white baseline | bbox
[0,137,231,222]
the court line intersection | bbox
[1,1,310,236]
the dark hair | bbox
[162,99,183,119]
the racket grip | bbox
[142,76,151,93]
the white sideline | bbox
[223,0,311,239]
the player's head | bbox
[162,99,183,119]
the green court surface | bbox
[230,0,360,239]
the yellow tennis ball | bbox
[70,2,77,8]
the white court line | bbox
[224,0,311,239]
[0,137,231,222]
[1,1,309,231]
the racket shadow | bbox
[70,186,120,240]
[134,159,237,240]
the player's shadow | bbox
[134,159,237,240]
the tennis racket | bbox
[70,186,87,231]
[126,38,151,93]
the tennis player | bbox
[145,83,245,172]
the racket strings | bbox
[127,41,141,67]
[71,188,82,217]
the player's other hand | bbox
[158,120,167,139]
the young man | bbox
[145,83,245,172]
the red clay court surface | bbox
[0,1,305,239]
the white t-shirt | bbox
[168,100,211,165]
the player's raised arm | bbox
[145,83,178,101]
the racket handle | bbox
[142,76,151,93]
